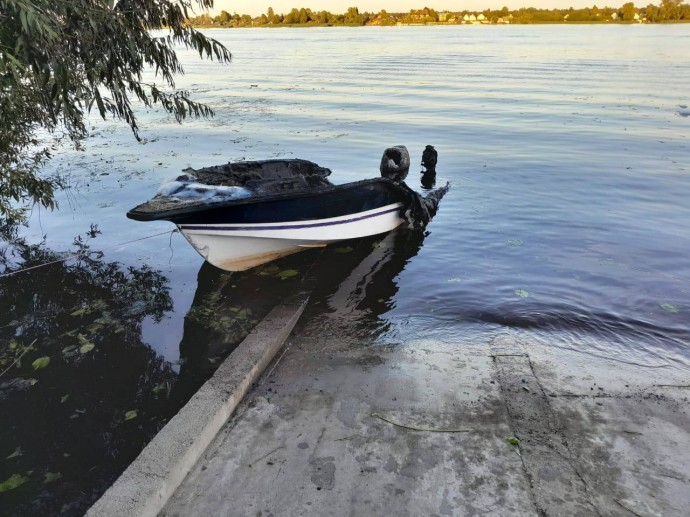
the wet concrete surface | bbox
[162,324,690,517]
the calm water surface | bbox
[2,25,690,514]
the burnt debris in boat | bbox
[126,148,449,271]
[136,159,334,216]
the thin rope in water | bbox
[0,339,37,379]
[0,230,178,279]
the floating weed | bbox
[43,472,62,483]
[208,357,219,364]
[507,436,520,447]
[234,308,252,320]
[77,335,95,354]
[277,269,299,280]
[0,473,28,493]
[515,289,530,298]
[32,356,50,370]
[124,410,138,421]
[60,394,69,404]
[152,382,169,396]
[334,246,353,254]
[256,264,280,277]
[79,343,95,354]
[61,345,78,358]
[87,317,109,333]
[508,238,524,246]
[69,299,107,318]
[660,303,679,314]
[447,278,462,283]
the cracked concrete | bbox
[160,323,690,516]
[87,295,308,517]
[88,286,690,517]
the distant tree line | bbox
[188,1,690,27]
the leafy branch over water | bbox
[1,0,231,224]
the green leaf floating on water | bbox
[334,246,353,253]
[32,356,50,370]
[507,436,520,447]
[235,308,252,320]
[78,334,95,354]
[515,289,529,298]
[124,410,138,421]
[277,269,299,280]
[60,394,69,403]
[0,473,28,493]
[43,472,62,483]
[660,303,679,314]
[257,264,280,277]
[70,307,87,317]
[62,345,78,358]
[80,343,95,354]
[152,382,168,395]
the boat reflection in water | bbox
[301,228,427,341]
[172,227,428,396]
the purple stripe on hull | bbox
[179,205,402,232]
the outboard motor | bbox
[421,145,437,174]
[379,145,410,182]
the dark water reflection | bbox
[0,229,176,515]
[175,227,427,386]
[299,229,426,341]
[0,225,426,515]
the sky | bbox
[209,1,601,17]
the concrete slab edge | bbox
[87,293,309,517]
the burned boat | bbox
[127,148,448,271]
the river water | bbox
[2,25,689,514]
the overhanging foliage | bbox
[0,0,231,224]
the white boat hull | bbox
[178,203,405,271]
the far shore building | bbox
[461,13,489,24]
